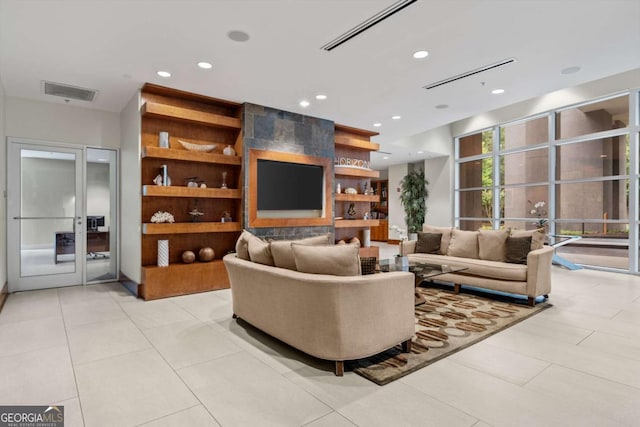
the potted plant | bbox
[399,169,429,240]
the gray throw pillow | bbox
[505,236,532,264]
[416,232,442,254]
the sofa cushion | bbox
[407,253,527,282]
[510,228,545,250]
[270,234,331,270]
[247,233,274,266]
[422,225,453,255]
[478,229,509,261]
[447,229,479,259]
[416,232,442,254]
[505,236,532,264]
[235,230,252,260]
[292,243,361,276]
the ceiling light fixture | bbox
[315,94,327,100]
[561,66,581,75]
[435,104,449,109]
[413,50,429,59]
[299,100,310,108]
[383,156,389,160]
[156,71,171,78]
[197,62,213,69]
[373,123,382,127]
[227,30,250,42]
[417,151,424,154]
[392,115,401,120]
[491,88,505,94]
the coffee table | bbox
[379,258,468,305]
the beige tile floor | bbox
[1,243,640,426]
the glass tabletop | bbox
[378,258,467,278]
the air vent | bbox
[321,0,418,51]
[42,81,98,102]
[423,58,518,90]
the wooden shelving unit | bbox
[139,83,243,300]
[370,179,389,241]
[335,219,380,228]
[334,193,379,203]
[334,166,380,178]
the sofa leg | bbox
[335,361,344,376]
[453,283,461,294]
[527,297,535,306]
[401,339,412,353]
[232,313,238,319]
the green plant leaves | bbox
[399,169,429,233]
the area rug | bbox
[348,287,551,385]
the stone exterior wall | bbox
[241,103,334,240]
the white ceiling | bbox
[1,0,639,169]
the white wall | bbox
[119,92,141,284]
[423,155,452,227]
[387,163,408,240]
[5,97,120,148]
[0,77,6,287]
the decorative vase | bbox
[158,131,169,148]
[362,229,371,247]
[223,145,236,156]
[221,171,228,189]
[181,250,195,264]
[199,247,215,262]
[157,240,169,267]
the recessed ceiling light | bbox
[417,151,424,154]
[157,71,171,78]
[392,115,401,120]
[435,104,448,109]
[227,30,250,42]
[315,94,327,100]
[491,89,505,94]
[413,50,429,59]
[197,62,213,69]
[561,66,581,75]
[383,156,389,160]
[299,100,310,108]
[373,123,382,127]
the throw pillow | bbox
[422,225,453,255]
[246,233,274,266]
[505,235,532,264]
[292,243,361,276]
[446,229,479,259]
[510,228,545,250]
[234,230,252,260]
[415,232,442,254]
[270,234,331,270]
[478,228,510,261]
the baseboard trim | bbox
[118,271,140,298]
[387,239,401,245]
[0,281,8,314]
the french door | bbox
[8,140,84,291]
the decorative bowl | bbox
[178,139,217,152]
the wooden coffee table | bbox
[379,258,467,305]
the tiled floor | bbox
[1,243,640,426]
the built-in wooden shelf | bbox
[142,146,242,165]
[334,124,379,138]
[142,185,241,199]
[335,219,380,228]
[141,260,229,300]
[334,167,380,178]
[334,136,380,151]
[335,193,380,202]
[142,221,241,235]
[142,101,241,130]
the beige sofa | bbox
[400,226,553,305]
[223,253,415,376]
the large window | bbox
[455,92,639,272]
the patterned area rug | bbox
[348,287,551,385]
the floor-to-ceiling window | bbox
[455,91,639,273]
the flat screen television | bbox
[257,159,323,211]
[87,216,105,232]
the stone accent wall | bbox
[242,103,334,240]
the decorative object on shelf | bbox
[363,212,370,220]
[150,211,175,223]
[186,177,199,188]
[223,144,236,156]
[334,157,371,169]
[157,240,169,267]
[350,237,361,247]
[160,164,171,186]
[528,200,548,228]
[181,250,196,264]
[399,169,429,235]
[153,174,163,186]
[336,183,341,194]
[221,171,228,189]
[200,183,207,188]
[347,203,356,219]
[188,200,204,222]
[362,229,371,247]
[178,139,217,152]
[198,247,215,262]
[344,187,357,194]
[221,211,232,223]
[158,131,169,148]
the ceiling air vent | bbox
[42,81,98,102]
[423,58,518,90]
[321,0,418,51]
